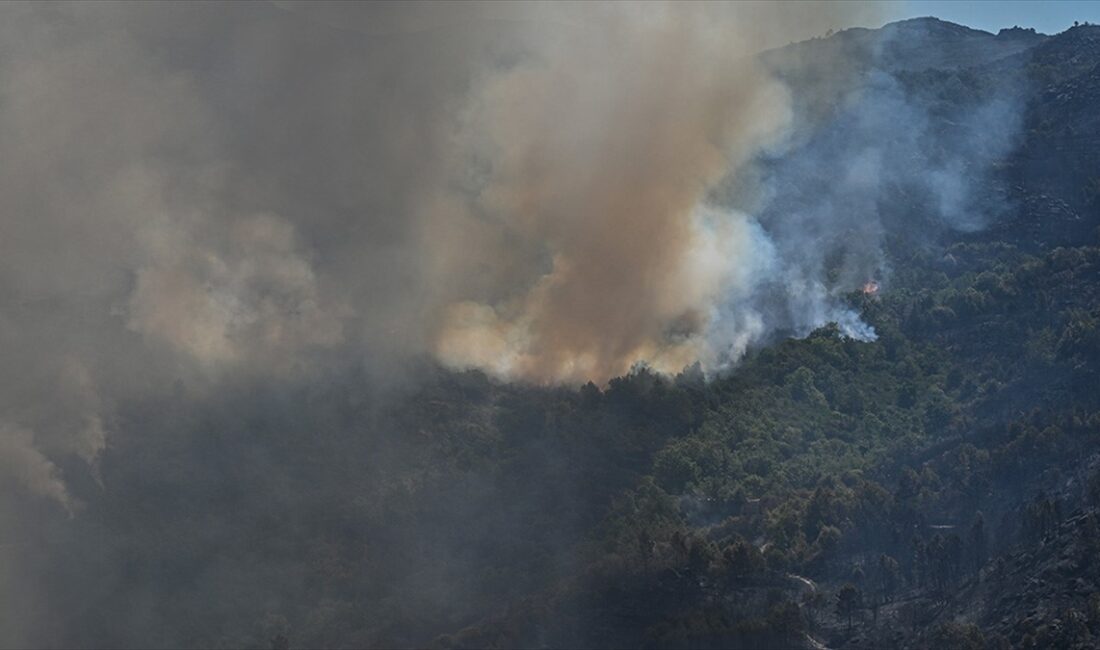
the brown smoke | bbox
[429,3,882,383]
[0,1,888,509]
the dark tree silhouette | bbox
[836,583,863,634]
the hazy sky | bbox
[903,0,1100,34]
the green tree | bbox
[877,554,901,603]
[722,538,766,583]
[969,512,988,573]
[788,366,828,407]
[930,622,985,650]
[836,583,863,633]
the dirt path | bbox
[787,574,833,649]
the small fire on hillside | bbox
[862,280,880,296]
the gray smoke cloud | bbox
[0,3,1041,646]
[0,0,890,513]
[700,18,1029,368]
[0,2,1029,524]
[415,3,894,383]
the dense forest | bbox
[6,15,1100,650]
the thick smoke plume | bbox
[0,3,1042,646]
[0,2,1032,518]
[424,4,904,383]
[0,0,886,513]
[429,5,795,383]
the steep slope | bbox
[431,20,1100,649]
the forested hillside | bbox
[11,18,1100,650]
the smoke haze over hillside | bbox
[0,0,1034,503]
[0,0,893,511]
[0,0,1034,515]
[0,3,1052,646]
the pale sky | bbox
[901,0,1100,34]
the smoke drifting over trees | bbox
[0,1,888,509]
[1,3,1067,648]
